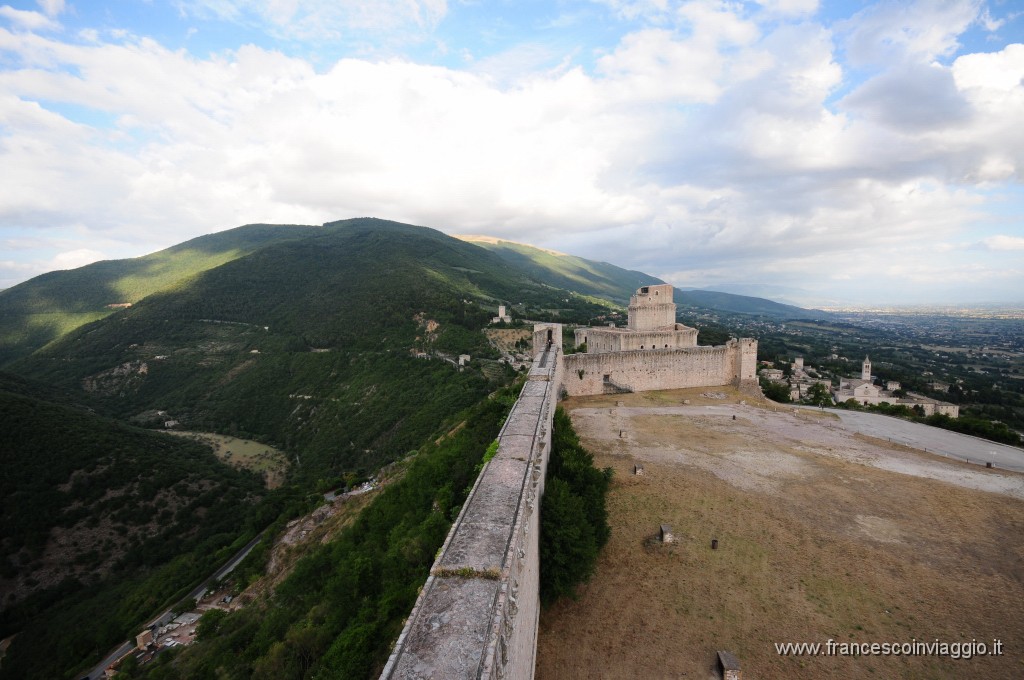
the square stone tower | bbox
[627,284,676,330]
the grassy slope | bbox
[456,236,662,305]
[0,224,323,366]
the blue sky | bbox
[1,0,1023,305]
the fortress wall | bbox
[582,328,699,354]
[627,303,676,330]
[562,345,737,396]
[616,329,699,351]
[585,331,621,354]
[381,346,561,680]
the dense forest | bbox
[0,378,277,680]
[540,408,612,605]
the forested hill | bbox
[0,372,269,679]
[0,223,323,366]
[9,219,615,482]
[457,235,662,304]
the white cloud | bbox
[0,5,59,31]
[841,63,971,132]
[174,0,447,41]
[952,42,1024,92]
[981,235,1024,251]
[752,0,818,17]
[839,0,983,66]
[978,7,1004,31]
[36,0,64,17]
[50,248,105,269]
[589,0,672,23]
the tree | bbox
[540,478,598,604]
[540,408,612,605]
[759,376,790,403]
[807,382,832,409]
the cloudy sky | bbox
[0,0,1022,305]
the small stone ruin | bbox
[660,524,673,544]
[634,464,644,476]
[717,650,741,679]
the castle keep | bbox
[539,284,758,396]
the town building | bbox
[835,357,959,417]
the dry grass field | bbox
[536,388,1024,679]
[167,431,289,488]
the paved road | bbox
[82,533,264,679]
[814,408,1024,473]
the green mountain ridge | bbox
[9,219,623,483]
[456,235,662,305]
[0,223,323,366]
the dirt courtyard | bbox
[536,387,1024,679]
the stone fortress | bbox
[381,284,757,680]
[535,283,758,396]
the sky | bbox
[0,0,1022,306]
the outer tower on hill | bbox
[627,284,676,330]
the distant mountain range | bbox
[676,288,833,319]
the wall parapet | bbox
[380,345,561,680]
